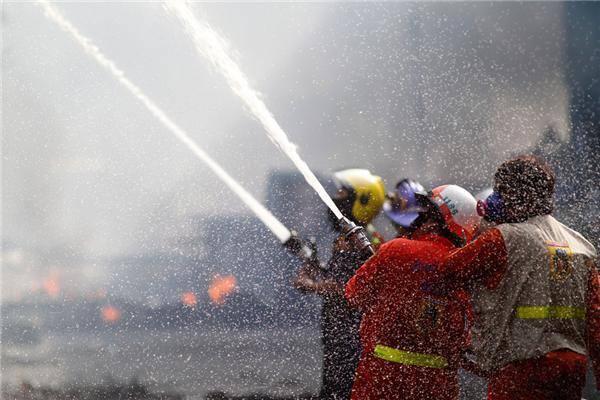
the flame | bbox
[101,306,121,323]
[42,272,60,298]
[181,291,197,307]
[208,274,237,306]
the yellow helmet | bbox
[333,169,386,225]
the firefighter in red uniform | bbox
[432,155,600,400]
[345,184,481,400]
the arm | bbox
[294,236,349,296]
[434,227,508,291]
[585,259,600,386]
[345,242,393,312]
[294,262,343,296]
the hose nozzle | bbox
[338,217,375,259]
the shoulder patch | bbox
[546,241,574,282]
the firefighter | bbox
[432,155,600,399]
[294,168,385,400]
[345,184,481,400]
[383,178,426,238]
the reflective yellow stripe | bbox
[516,306,585,319]
[373,344,448,368]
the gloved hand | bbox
[294,267,343,296]
[283,231,319,267]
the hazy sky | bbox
[2,2,570,300]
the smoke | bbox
[36,0,291,243]
[165,0,343,220]
[2,2,570,303]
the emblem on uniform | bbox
[415,297,445,334]
[546,242,573,281]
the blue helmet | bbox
[383,179,427,228]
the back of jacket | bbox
[471,215,597,371]
[347,233,470,366]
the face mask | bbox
[476,192,505,223]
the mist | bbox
[2,2,570,302]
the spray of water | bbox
[37,0,292,243]
[164,0,344,221]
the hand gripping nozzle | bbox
[283,231,318,266]
[338,217,375,260]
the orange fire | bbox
[208,274,237,306]
[101,306,121,323]
[42,273,60,298]
[181,291,198,307]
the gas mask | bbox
[476,192,505,223]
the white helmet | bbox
[420,184,481,244]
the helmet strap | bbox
[412,196,466,247]
[439,225,466,248]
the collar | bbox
[411,231,454,247]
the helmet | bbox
[332,169,386,225]
[417,184,481,245]
[383,179,427,228]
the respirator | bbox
[476,191,505,223]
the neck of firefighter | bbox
[413,219,441,238]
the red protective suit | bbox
[435,227,600,400]
[345,232,471,400]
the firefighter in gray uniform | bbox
[432,155,600,400]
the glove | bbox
[283,231,319,267]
